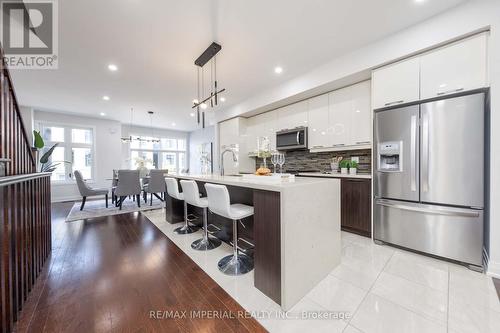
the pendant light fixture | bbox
[121,107,135,143]
[147,111,160,143]
[192,42,226,128]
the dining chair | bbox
[74,170,109,210]
[144,169,168,206]
[111,169,118,204]
[114,170,142,210]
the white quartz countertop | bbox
[166,173,338,192]
[297,172,372,179]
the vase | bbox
[349,168,357,175]
[341,168,348,174]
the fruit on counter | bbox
[255,167,271,176]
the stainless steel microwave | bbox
[276,127,308,151]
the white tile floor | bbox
[143,209,500,333]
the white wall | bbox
[19,106,34,145]
[188,126,215,174]
[120,125,189,169]
[33,110,122,202]
[216,0,500,277]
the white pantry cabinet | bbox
[372,57,420,110]
[350,80,372,145]
[420,33,488,99]
[328,87,352,148]
[277,101,308,131]
[307,94,330,149]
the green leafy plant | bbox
[33,130,71,173]
[350,161,359,169]
[339,159,351,169]
[33,130,44,149]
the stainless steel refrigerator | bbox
[374,92,485,270]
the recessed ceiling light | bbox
[108,64,118,71]
[102,95,110,101]
[189,113,195,117]
[220,97,226,102]
[414,0,426,3]
[274,66,283,74]
[356,110,361,113]
[99,112,106,116]
[172,122,176,126]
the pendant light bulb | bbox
[200,103,208,110]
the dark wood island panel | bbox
[253,190,281,305]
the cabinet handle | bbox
[312,145,324,148]
[384,100,404,106]
[437,88,464,96]
[355,141,371,145]
[333,144,345,147]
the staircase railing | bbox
[0,46,51,333]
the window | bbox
[39,123,95,182]
[130,136,187,173]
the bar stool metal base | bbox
[174,224,199,234]
[218,253,254,275]
[191,237,222,251]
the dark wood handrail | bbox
[0,172,52,187]
[0,44,37,175]
[0,44,50,333]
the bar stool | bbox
[180,180,222,251]
[204,183,254,275]
[165,178,199,234]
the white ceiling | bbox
[11,0,468,131]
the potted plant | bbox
[33,130,71,172]
[350,160,359,175]
[339,159,350,174]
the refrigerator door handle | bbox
[422,111,429,192]
[375,199,481,218]
[410,115,417,192]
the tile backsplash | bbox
[256,149,372,174]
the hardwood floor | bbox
[13,202,266,333]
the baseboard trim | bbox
[487,260,500,278]
[51,195,104,203]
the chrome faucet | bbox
[220,147,238,176]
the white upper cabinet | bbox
[350,80,372,145]
[329,87,353,147]
[420,33,488,99]
[277,101,308,130]
[250,110,278,151]
[372,57,420,109]
[307,94,330,148]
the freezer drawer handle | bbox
[384,100,404,106]
[376,200,480,218]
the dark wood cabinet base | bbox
[341,178,372,238]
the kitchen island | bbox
[164,174,341,311]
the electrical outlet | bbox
[351,156,359,163]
